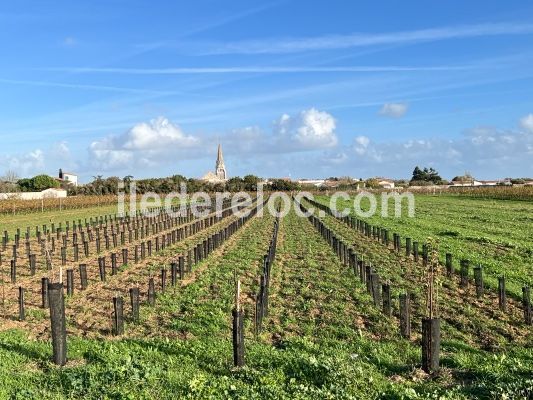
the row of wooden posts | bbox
[304,197,532,326]
[232,214,280,367]
[1,200,238,275]
[16,201,236,324]
[2,202,199,249]
[2,197,224,249]
[2,199,245,291]
[296,199,441,373]
[37,199,264,365]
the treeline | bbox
[69,175,302,195]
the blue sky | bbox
[1,0,533,182]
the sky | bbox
[0,0,533,182]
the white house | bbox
[58,169,78,186]
[376,178,395,189]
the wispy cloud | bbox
[194,22,533,55]
[0,78,180,95]
[380,102,409,118]
[41,65,473,74]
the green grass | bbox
[318,194,533,298]
[0,204,120,238]
[0,206,530,398]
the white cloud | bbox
[0,149,45,176]
[276,108,338,149]
[354,135,370,155]
[89,117,200,170]
[379,102,408,118]
[51,141,72,160]
[520,113,533,132]
[0,141,81,178]
[343,119,533,178]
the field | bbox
[0,194,531,399]
[320,194,533,299]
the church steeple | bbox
[215,144,227,180]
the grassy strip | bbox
[316,194,533,300]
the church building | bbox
[202,144,228,183]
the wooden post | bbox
[18,287,25,321]
[445,253,453,277]
[79,264,88,290]
[232,279,244,367]
[179,256,185,280]
[160,268,167,293]
[371,273,381,307]
[112,296,124,335]
[170,262,177,286]
[405,238,411,257]
[399,293,411,339]
[10,259,16,283]
[111,253,118,275]
[98,257,106,282]
[130,288,140,323]
[421,318,440,373]
[41,277,49,308]
[48,283,67,365]
[66,269,74,296]
[148,278,155,306]
[473,266,484,298]
[29,254,36,275]
[498,276,506,312]
[523,286,532,325]
[365,266,372,292]
[382,284,392,317]
[122,248,128,266]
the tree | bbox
[410,166,443,185]
[123,175,134,193]
[17,175,59,192]
[0,170,20,193]
[270,179,300,191]
[365,178,380,189]
[2,170,19,183]
[32,175,60,191]
[226,177,245,192]
[243,175,260,191]
[411,166,424,182]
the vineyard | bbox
[0,194,531,399]
[0,195,121,216]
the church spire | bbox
[216,143,224,165]
[215,143,227,180]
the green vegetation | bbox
[69,174,263,195]
[17,175,60,192]
[0,200,530,398]
[321,193,533,298]
[410,166,445,186]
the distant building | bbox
[297,179,326,187]
[202,144,228,183]
[58,169,78,187]
[451,180,479,187]
[376,178,395,189]
[478,180,499,186]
